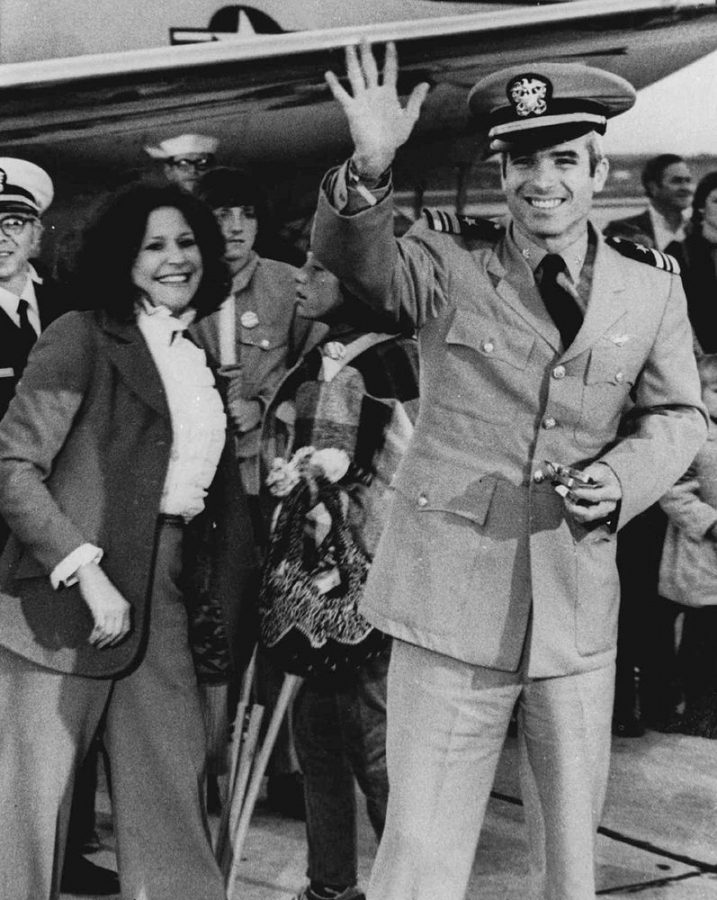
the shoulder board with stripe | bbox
[605,236,681,275]
[422,208,505,241]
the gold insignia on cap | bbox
[508,75,552,119]
[240,310,259,329]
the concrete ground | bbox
[62,729,717,900]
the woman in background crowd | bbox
[669,170,717,353]
[659,353,717,738]
[0,184,256,900]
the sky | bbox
[607,50,717,156]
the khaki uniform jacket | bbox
[312,187,707,678]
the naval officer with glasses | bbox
[144,133,220,194]
[0,158,69,426]
[0,158,121,896]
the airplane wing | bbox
[1,0,716,186]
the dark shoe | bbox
[61,855,119,896]
[292,887,365,900]
[612,715,645,738]
[266,772,306,820]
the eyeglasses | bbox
[214,206,257,224]
[0,216,35,237]
[166,156,215,172]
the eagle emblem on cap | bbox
[508,75,551,119]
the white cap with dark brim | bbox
[144,134,219,160]
[0,158,54,215]
[467,62,636,152]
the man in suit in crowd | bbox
[604,153,694,250]
[0,157,119,896]
[605,153,695,737]
[144,133,220,194]
[310,43,707,899]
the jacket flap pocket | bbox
[446,310,534,370]
[395,471,497,526]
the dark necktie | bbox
[16,299,38,364]
[536,254,583,350]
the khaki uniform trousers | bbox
[0,522,225,900]
[367,639,614,900]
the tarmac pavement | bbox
[61,729,717,900]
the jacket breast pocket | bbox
[444,310,535,423]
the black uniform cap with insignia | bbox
[467,62,636,153]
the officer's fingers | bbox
[360,39,379,88]
[345,44,366,94]
[383,41,398,87]
[324,70,352,106]
[566,499,616,524]
[406,83,430,123]
[570,483,620,505]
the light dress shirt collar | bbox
[648,205,688,251]
[0,264,42,334]
[509,224,588,284]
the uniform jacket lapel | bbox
[486,243,562,352]
[100,315,170,420]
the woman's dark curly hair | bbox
[691,171,717,233]
[73,183,230,322]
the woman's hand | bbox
[324,41,429,180]
[77,562,132,649]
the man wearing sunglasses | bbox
[144,133,219,194]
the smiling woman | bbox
[74,184,229,321]
[0,183,257,899]
[131,206,204,314]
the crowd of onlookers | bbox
[1,123,716,900]
[0,134,404,900]
[605,154,717,740]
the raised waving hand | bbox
[325,41,429,181]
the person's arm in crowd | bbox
[659,460,717,539]
[0,312,130,646]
